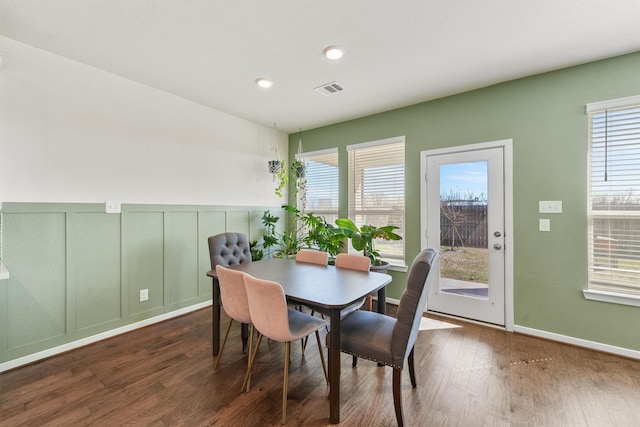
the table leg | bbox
[377,286,386,315]
[329,308,341,424]
[212,277,221,355]
[241,323,249,353]
[376,286,387,367]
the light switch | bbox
[539,201,562,213]
[539,218,551,232]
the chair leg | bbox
[314,331,329,385]
[408,346,417,388]
[244,325,255,392]
[282,341,290,425]
[242,333,263,393]
[304,312,328,345]
[214,318,234,370]
[352,355,358,367]
[393,368,404,427]
[367,295,373,311]
[321,313,329,333]
[301,310,316,354]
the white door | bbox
[421,141,511,326]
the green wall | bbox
[0,203,274,364]
[289,52,640,352]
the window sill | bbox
[583,289,640,308]
[387,263,407,273]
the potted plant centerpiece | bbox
[333,218,402,272]
[259,205,344,259]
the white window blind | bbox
[587,95,640,296]
[296,148,339,224]
[347,137,405,264]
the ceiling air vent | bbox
[315,81,344,96]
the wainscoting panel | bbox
[0,202,276,366]
[165,211,199,305]
[226,210,251,237]
[3,211,67,351]
[74,212,122,331]
[123,211,165,317]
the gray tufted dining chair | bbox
[208,232,252,353]
[329,248,440,427]
[208,232,252,268]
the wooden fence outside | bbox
[440,203,488,248]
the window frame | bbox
[295,147,339,222]
[346,136,406,269]
[584,95,640,307]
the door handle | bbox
[493,243,502,250]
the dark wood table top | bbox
[208,258,391,309]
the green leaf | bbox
[335,218,358,231]
[351,233,366,252]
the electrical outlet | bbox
[105,201,121,214]
[139,289,149,302]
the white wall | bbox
[0,36,287,206]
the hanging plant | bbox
[293,129,307,209]
[274,160,288,197]
[268,123,282,183]
[292,159,306,178]
[268,159,281,180]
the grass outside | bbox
[437,249,639,289]
[440,246,489,282]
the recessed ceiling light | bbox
[256,78,273,88]
[323,46,344,60]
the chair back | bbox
[391,248,440,367]
[295,249,329,265]
[215,265,251,324]
[243,274,293,343]
[335,253,371,272]
[208,232,252,269]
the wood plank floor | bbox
[2,306,640,426]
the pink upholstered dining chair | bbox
[214,265,258,391]
[335,253,371,271]
[296,249,330,352]
[334,253,371,367]
[243,274,329,425]
[295,248,329,265]
[335,253,372,311]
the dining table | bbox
[206,257,392,424]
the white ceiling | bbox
[1,0,639,133]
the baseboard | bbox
[415,298,639,360]
[513,325,640,360]
[0,300,213,373]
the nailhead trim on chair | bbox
[340,350,402,370]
